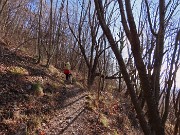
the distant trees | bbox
[0,0,73,68]
[67,0,113,89]
[36,0,67,67]
[0,0,118,89]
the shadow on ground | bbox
[0,43,87,134]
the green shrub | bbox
[100,114,109,127]
[32,82,44,96]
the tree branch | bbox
[144,0,158,36]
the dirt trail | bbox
[43,86,90,135]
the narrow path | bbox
[43,86,89,135]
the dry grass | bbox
[8,66,29,75]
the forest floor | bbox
[0,42,142,135]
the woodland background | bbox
[0,0,180,135]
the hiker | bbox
[64,62,71,81]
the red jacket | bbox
[64,69,70,74]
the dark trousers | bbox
[66,74,69,81]
[66,73,72,81]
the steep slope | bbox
[0,42,89,134]
[0,42,143,135]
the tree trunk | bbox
[87,72,96,90]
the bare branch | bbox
[144,0,158,36]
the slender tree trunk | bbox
[36,0,42,64]
[46,0,53,67]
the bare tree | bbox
[67,0,112,89]
[94,0,180,134]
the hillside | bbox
[0,42,143,135]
